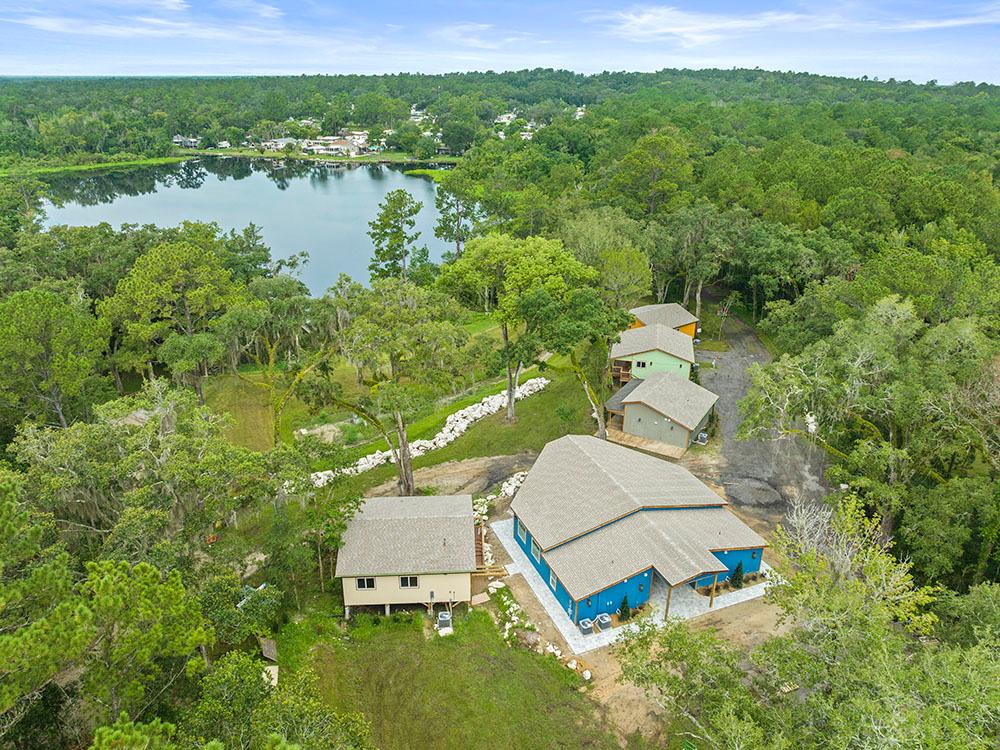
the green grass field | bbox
[278,609,618,750]
[0,155,188,177]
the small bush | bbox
[619,595,632,621]
[731,562,744,589]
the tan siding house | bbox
[335,495,477,617]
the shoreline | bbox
[1,149,460,178]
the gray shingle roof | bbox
[604,378,642,412]
[544,507,767,597]
[622,372,719,430]
[610,323,695,363]
[510,435,725,551]
[630,303,698,329]
[335,495,476,577]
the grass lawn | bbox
[341,368,593,494]
[0,155,188,177]
[278,609,619,750]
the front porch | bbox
[605,427,686,459]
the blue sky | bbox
[1,1,997,82]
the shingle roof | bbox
[510,435,724,551]
[630,303,698,329]
[335,495,476,577]
[604,378,642,412]
[622,372,719,430]
[544,507,767,598]
[610,323,695,363]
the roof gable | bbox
[622,372,719,430]
[510,435,724,550]
[610,324,695,363]
[544,506,767,598]
[630,303,698,329]
[335,495,476,577]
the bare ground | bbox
[685,301,828,512]
[365,453,536,496]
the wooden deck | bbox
[605,428,686,460]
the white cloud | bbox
[599,3,1000,46]
[430,22,501,49]
[601,6,805,46]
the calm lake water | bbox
[42,157,447,294]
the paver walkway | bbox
[492,517,773,655]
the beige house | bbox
[335,495,476,617]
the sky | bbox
[1,1,997,83]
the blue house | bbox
[509,435,767,623]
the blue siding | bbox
[574,568,653,623]
[515,515,653,623]
[690,547,764,588]
[513,516,576,620]
[515,515,764,618]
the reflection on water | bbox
[43,157,446,294]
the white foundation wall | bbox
[342,572,472,608]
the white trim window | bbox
[356,577,375,590]
[516,520,527,543]
[399,576,418,588]
[530,539,541,562]
[549,570,558,591]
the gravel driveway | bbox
[686,314,827,511]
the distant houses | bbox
[611,323,696,385]
[171,134,200,148]
[335,495,476,618]
[510,436,766,624]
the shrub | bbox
[619,595,632,621]
[731,562,744,589]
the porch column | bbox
[665,584,673,617]
[709,574,719,608]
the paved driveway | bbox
[687,314,827,511]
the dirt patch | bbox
[365,453,536,496]
[501,573,665,747]
[689,596,790,649]
[586,646,668,746]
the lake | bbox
[42,157,447,294]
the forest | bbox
[0,67,998,749]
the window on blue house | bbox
[639,584,644,592]
[752,550,758,559]
[549,570,557,590]
[516,521,527,543]
[586,597,592,607]
[530,539,541,562]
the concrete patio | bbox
[491,517,774,655]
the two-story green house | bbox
[610,323,695,386]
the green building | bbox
[610,323,695,385]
